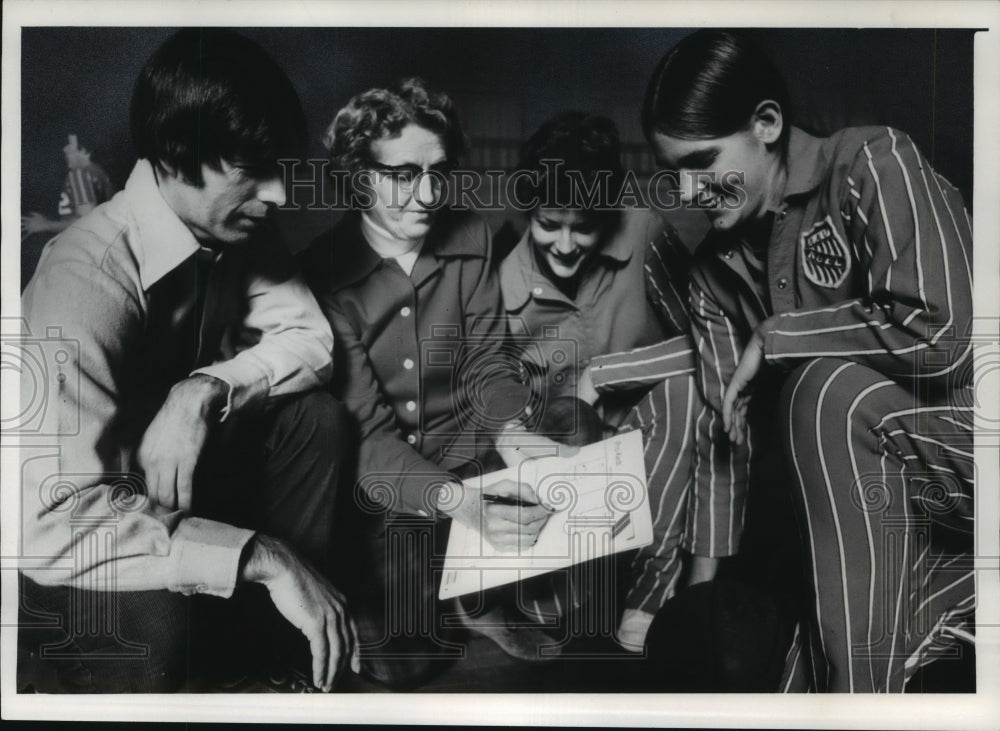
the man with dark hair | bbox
[18,28,357,693]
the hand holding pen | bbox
[479,478,553,551]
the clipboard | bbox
[438,429,652,599]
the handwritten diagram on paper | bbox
[438,429,652,599]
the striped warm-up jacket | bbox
[687,125,974,556]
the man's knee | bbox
[268,391,352,452]
[18,579,189,693]
[252,392,356,566]
[263,392,356,493]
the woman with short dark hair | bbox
[499,111,718,652]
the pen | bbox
[482,493,540,508]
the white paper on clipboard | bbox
[438,429,652,599]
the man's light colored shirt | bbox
[20,159,333,598]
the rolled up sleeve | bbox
[194,241,333,419]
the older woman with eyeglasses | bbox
[300,78,572,688]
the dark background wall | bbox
[20,27,975,274]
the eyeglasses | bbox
[367,161,454,189]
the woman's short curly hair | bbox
[324,77,467,173]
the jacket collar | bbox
[597,215,635,264]
[499,231,545,310]
[325,209,486,292]
[125,159,203,292]
[499,215,634,310]
[782,126,828,200]
[701,126,828,266]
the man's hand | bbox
[722,316,779,445]
[576,365,600,406]
[240,535,360,692]
[137,374,228,511]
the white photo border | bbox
[2,0,999,727]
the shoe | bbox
[616,608,655,653]
[216,664,320,693]
[454,601,562,661]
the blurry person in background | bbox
[498,111,718,652]
[643,29,974,692]
[18,28,357,694]
[22,134,115,235]
[20,134,116,285]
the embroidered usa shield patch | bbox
[800,215,851,288]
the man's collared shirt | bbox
[20,159,333,598]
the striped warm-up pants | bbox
[612,373,699,615]
[777,358,975,692]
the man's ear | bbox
[751,100,784,147]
